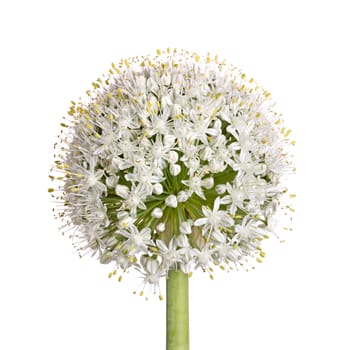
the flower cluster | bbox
[50,49,293,295]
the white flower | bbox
[140,256,164,286]
[156,239,184,269]
[119,225,153,253]
[220,182,246,215]
[194,197,234,240]
[51,49,293,290]
[192,244,213,269]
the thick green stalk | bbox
[166,269,189,350]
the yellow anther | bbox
[210,274,214,280]
[48,188,55,193]
[118,275,123,282]
[117,88,123,99]
[285,129,292,137]
[290,193,296,198]
[256,258,263,263]
[256,112,261,118]
[241,73,246,80]
[206,54,211,63]
[239,101,244,107]
[76,173,83,179]
[156,49,162,55]
[108,272,112,279]
[159,295,164,301]
[71,187,79,193]
[195,54,200,62]
[260,251,266,258]
[139,291,144,297]
[113,270,117,275]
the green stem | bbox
[166,269,189,350]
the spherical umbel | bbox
[49,49,293,293]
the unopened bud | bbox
[153,183,163,195]
[151,207,163,219]
[170,163,181,176]
[165,195,178,208]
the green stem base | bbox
[166,269,189,350]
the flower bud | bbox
[156,223,165,232]
[180,221,192,234]
[165,195,178,208]
[170,163,181,176]
[167,150,179,164]
[153,183,163,195]
[115,184,129,199]
[215,184,226,194]
[177,190,189,203]
[151,207,163,219]
[201,177,214,189]
[106,175,119,188]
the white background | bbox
[1,1,349,349]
